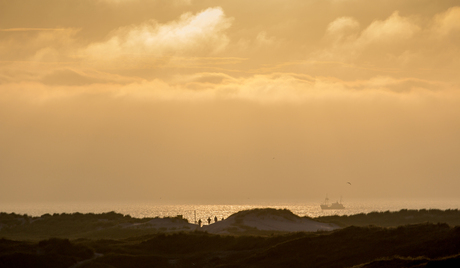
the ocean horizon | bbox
[2,198,459,224]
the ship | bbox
[320,196,345,210]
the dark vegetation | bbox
[3,208,460,240]
[0,237,94,268]
[0,212,188,240]
[1,224,460,268]
[315,208,460,227]
[233,208,300,222]
[1,209,460,267]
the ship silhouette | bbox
[320,196,345,210]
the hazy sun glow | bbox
[1,0,459,204]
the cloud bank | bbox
[1,1,460,203]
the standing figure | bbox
[207,217,211,225]
[198,219,202,227]
[214,216,218,222]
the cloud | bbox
[0,28,80,62]
[312,8,460,80]
[40,68,139,86]
[1,71,454,106]
[0,28,68,32]
[359,11,420,45]
[2,0,460,203]
[433,6,460,36]
[255,31,276,46]
[321,11,420,60]
[1,2,459,99]
[326,17,360,40]
[98,0,192,5]
[181,72,236,86]
[83,7,233,65]
[343,76,447,94]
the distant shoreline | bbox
[1,198,459,221]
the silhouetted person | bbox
[198,219,202,227]
[222,217,224,221]
[214,216,218,222]
[207,217,211,225]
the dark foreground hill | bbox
[1,223,460,268]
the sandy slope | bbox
[201,209,340,234]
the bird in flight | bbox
[347,182,352,185]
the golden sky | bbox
[1,0,460,203]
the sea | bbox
[1,198,459,223]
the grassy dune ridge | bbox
[2,208,460,239]
[0,211,191,240]
[315,208,460,227]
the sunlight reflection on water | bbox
[2,199,459,224]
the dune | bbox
[201,208,339,234]
[123,217,197,232]
[123,209,340,234]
